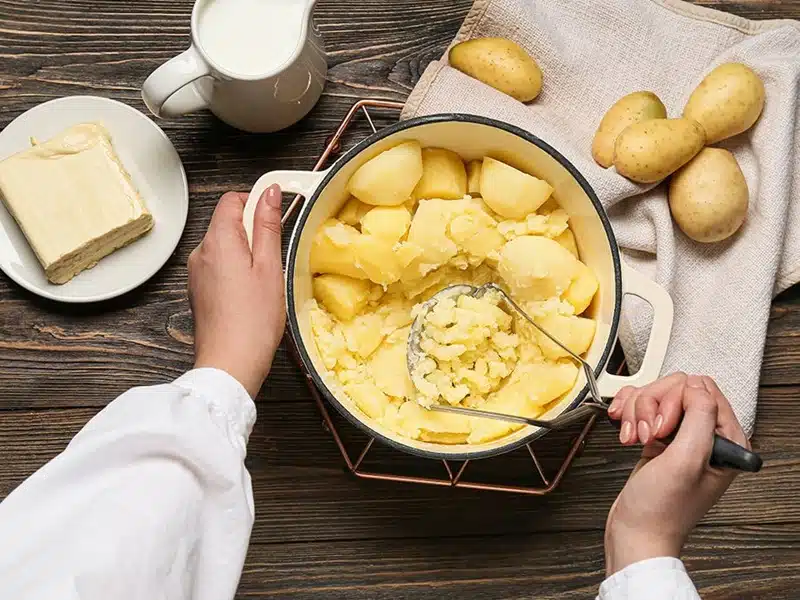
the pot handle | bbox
[243,169,328,249]
[598,264,674,397]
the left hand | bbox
[188,186,286,397]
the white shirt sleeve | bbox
[0,368,256,600]
[598,557,701,600]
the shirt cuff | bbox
[174,368,257,455]
[599,557,699,600]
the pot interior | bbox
[288,116,621,459]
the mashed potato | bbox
[411,291,519,407]
[306,150,599,445]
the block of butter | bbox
[0,123,154,284]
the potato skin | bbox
[683,62,765,144]
[448,37,543,102]
[613,118,706,183]
[668,147,748,243]
[592,91,667,168]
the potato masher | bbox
[407,283,762,472]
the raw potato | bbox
[347,141,423,206]
[592,91,667,168]
[360,205,411,242]
[337,196,372,227]
[413,148,467,200]
[613,118,706,183]
[309,219,367,280]
[448,37,543,102]
[480,157,553,219]
[668,147,748,243]
[466,160,482,195]
[683,63,765,144]
[312,274,372,321]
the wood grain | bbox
[239,526,800,600]
[1,392,799,545]
[1,0,800,598]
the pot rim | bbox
[286,113,623,461]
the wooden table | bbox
[1,1,799,597]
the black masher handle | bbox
[607,415,762,473]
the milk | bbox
[198,0,308,77]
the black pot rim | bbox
[285,113,623,461]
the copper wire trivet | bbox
[283,98,623,495]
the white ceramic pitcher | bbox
[142,0,326,133]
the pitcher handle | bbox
[142,45,211,118]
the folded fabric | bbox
[401,0,800,435]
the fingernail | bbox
[264,184,282,209]
[654,414,664,436]
[687,375,705,389]
[638,420,650,444]
[620,421,633,444]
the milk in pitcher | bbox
[198,0,308,77]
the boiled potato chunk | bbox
[613,118,706,183]
[447,208,505,262]
[449,37,543,102]
[498,235,579,301]
[537,197,560,215]
[404,200,460,273]
[554,228,579,258]
[342,313,385,358]
[413,148,467,200]
[347,141,423,206]
[683,63,765,144]
[592,91,667,168]
[310,219,368,280]
[360,205,411,242]
[397,401,471,444]
[337,196,372,227]
[563,262,599,314]
[345,381,389,419]
[312,274,372,321]
[534,314,596,359]
[368,332,415,399]
[466,160,482,195]
[668,147,748,243]
[480,157,553,219]
[504,361,579,408]
[352,235,406,286]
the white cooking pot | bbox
[243,114,674,460]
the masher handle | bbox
[606,415,762,473]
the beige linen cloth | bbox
[401,0,800,436]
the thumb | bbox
[252,184,282,266]
[666,386,718,470]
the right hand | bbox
[603,373,750,576]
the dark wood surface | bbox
[1,1,799,598]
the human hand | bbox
[604,373,749,576]
[188,185,286,397]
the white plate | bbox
[0,96,188,303]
